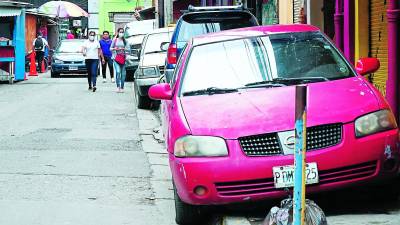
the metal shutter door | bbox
[370,0,388,95]
[293,0,302,23]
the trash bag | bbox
[263,198,328,225]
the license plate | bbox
[69,66,78,71]
[273,163,319,188]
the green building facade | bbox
[99,0,151,35]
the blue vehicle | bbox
[51,39,87,77]
[164,4,259,82]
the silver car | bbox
[124,20,155,81]
[134,27,174,109]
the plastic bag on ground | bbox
[263,198,328,225]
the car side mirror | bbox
[356,57,380,75]
[160,42,169,51]
[149,83,172,100]
[49,49,55,55]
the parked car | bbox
[50,39,86,77]
[134,27,173,109]
[124,19,156,81]
[149,25,400,225]
[164,4,259,83]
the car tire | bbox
[126,69,135,82]
[174,185,204,225]
[135,87,151,109]
[151,101,160,110]
[51,71,59,78]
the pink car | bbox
[149,25,399,225]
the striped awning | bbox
[0,8,21,17]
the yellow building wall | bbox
[354,0,369,61]
[279,0,294,24]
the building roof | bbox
[26,8,56,17]
[0,1,31,8]
[192,24,320,47]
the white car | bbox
[134,27,174,109]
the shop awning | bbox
[0,8,21,17]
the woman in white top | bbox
[110,28,128,93]
[82,31,104,92]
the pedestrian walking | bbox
[82,31,105,92]
[32,32,49,73]
[110,28,128,93]
[66,30,75,39]
[99,31,114,83]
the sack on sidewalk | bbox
[263,198,328,225]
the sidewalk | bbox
[135,107,177,225]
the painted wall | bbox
[99,0,152,36]
[354,0,369,61]
[262,0,278,25]
[308,0,324,30]
[279,0,294,24]
[25,14,36,52]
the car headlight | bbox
[54,59,63,64]
[141,67,158,77]
[355,109,397,137]
[174,135,228,157]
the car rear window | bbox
[177,12,257,42]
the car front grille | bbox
[63,61,83,64]
[215,161,377,197]
[239,133,282,156]
[238,123,342,156]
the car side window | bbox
[170,44,187,87]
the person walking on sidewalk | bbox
[99,31,114,83]
[110,28,128,93]
[82,31,105,92]
[32,32,49,73]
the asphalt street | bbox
[1,73,400,225]
[0,73,170,225]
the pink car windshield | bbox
[180,32,354,96]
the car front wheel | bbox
[51,71,59,78]
[134,85,151,109]
[174,186,204,225]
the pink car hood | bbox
[180,77,380,139]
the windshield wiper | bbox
[274,77,329,83]
[145,50,165,54]
[183,87,238,96]
[244,80,287,88]
[244,77,329,88]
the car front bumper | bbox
[51,64,87,74]
[171,124,400,205]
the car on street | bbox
[124,19,156,81]
[149,25,400,225]
[134,27,173,109]
[164,4,259,82]
[50,39,86,77]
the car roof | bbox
[191,24,320,46]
